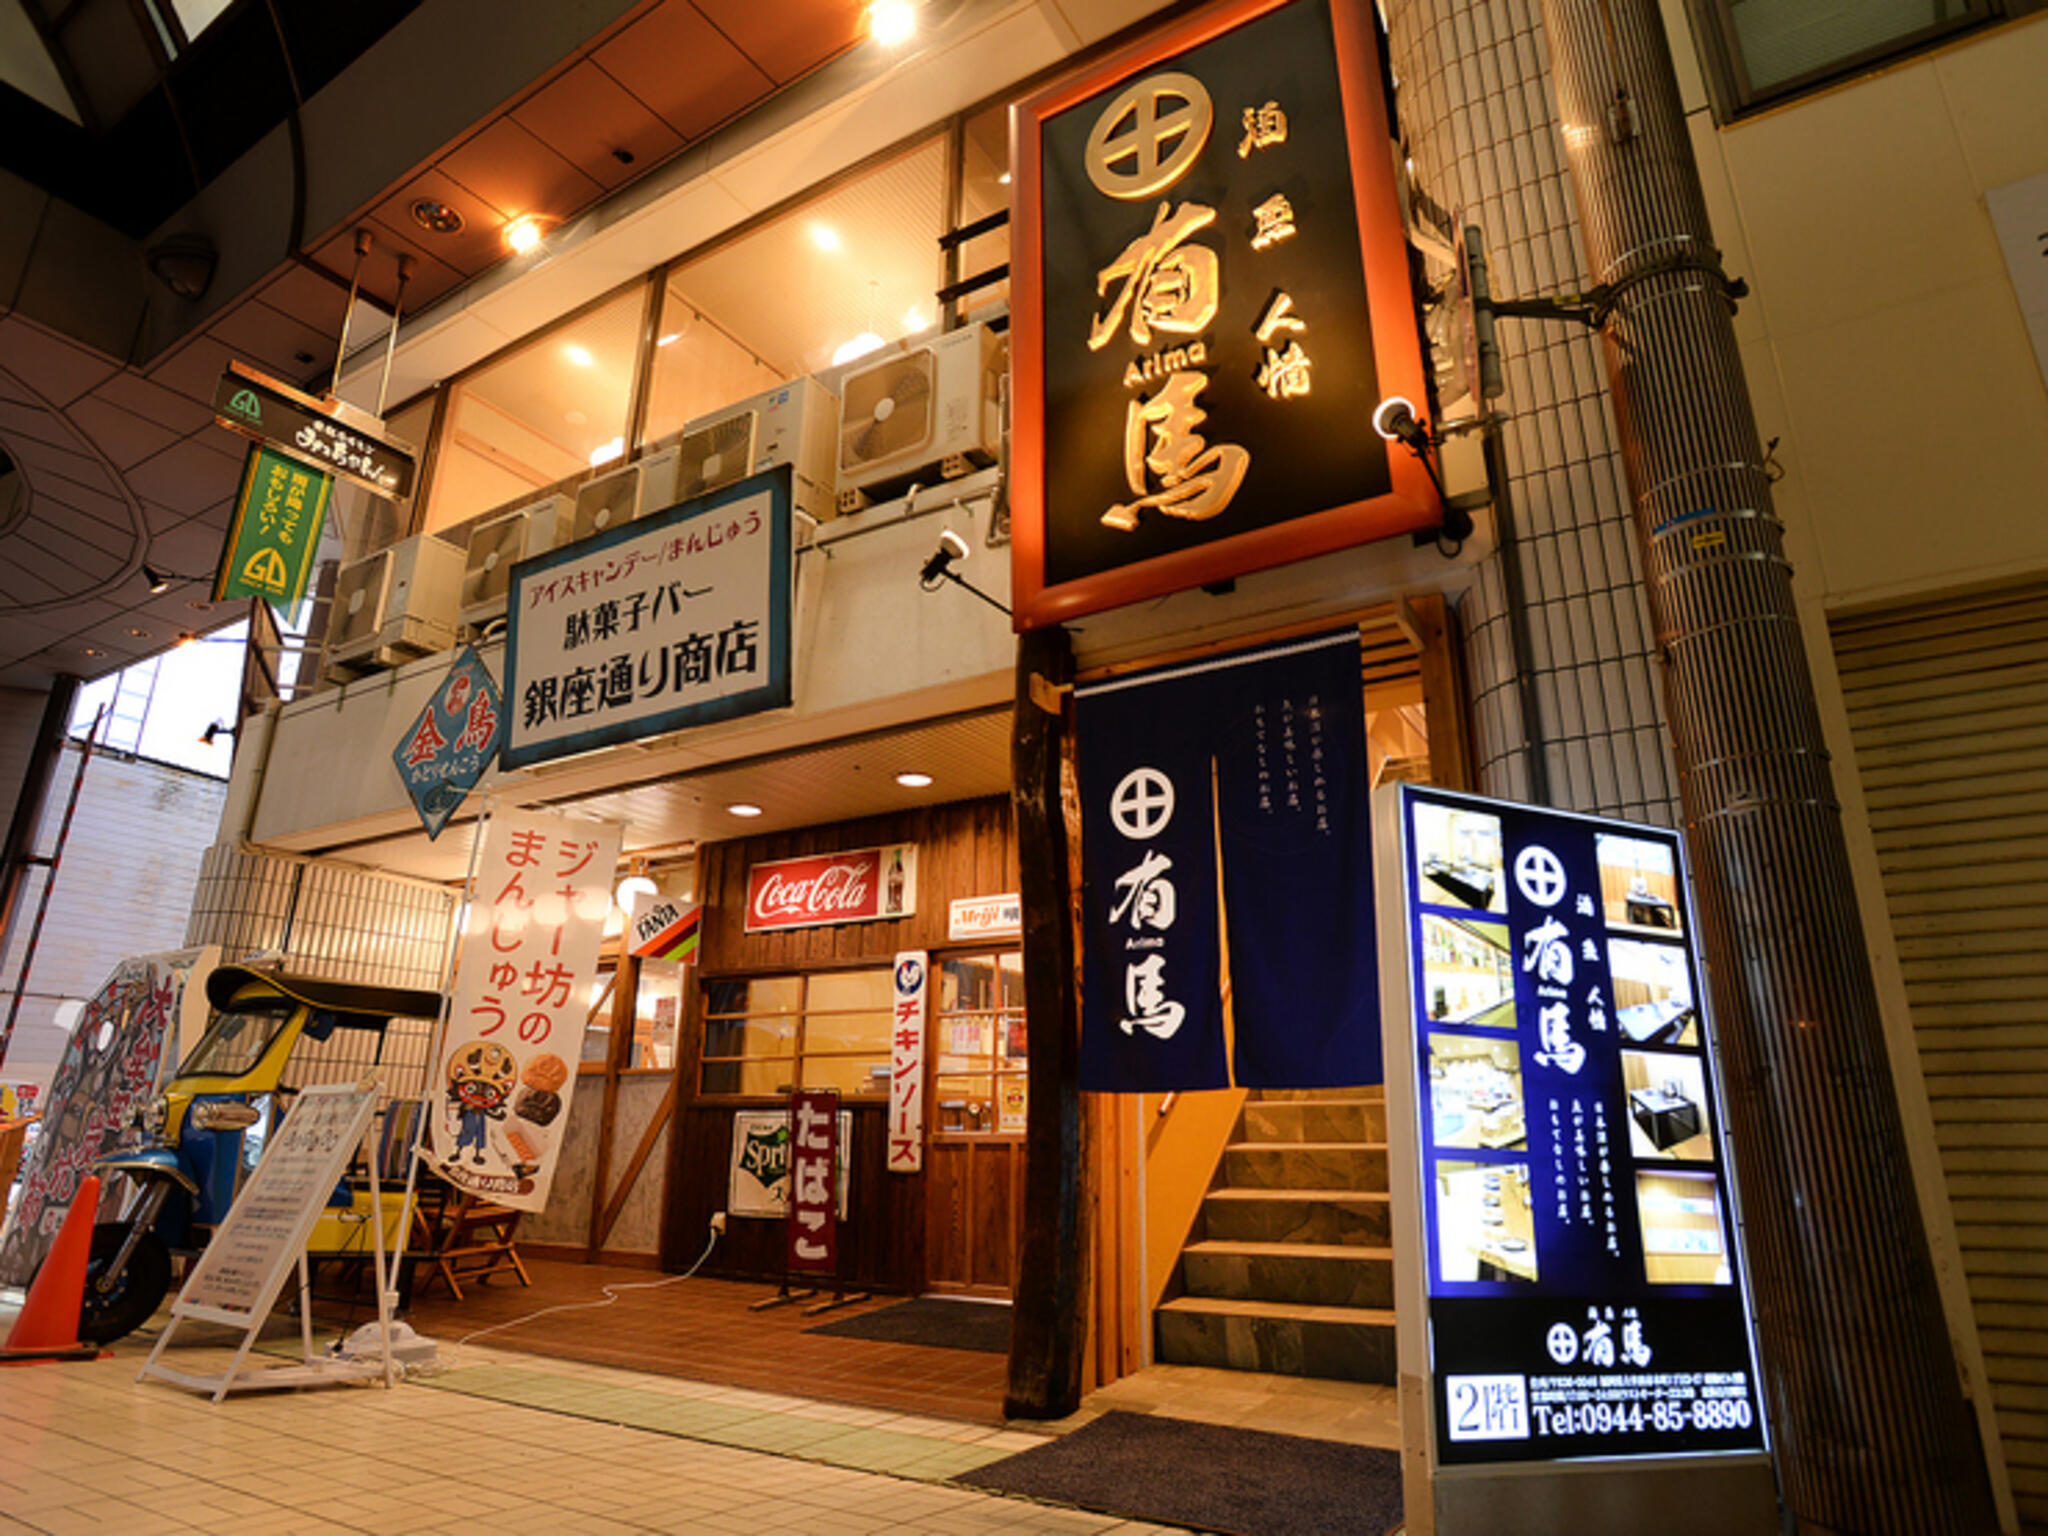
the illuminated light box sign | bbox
[744,844,917,934]
[1374,785,1773,1523]
[212,363,416,501]
[1008,0,1442,629]
[502,465,793,770]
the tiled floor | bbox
[0,1332,1189,1535]
[0,1272,1403,1534]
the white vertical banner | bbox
[425,808,623,1211]
[888,951,929,1173]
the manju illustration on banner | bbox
[1075,628,1378,1092]
[392,647,505,840]
[1380,784,1768,1470]
[214,444,333,616]
[425,808,623,1210]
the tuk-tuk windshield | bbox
[177,998,299,1080]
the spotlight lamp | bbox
[1371,394,1458,539]
[917,528,1011,617]
[199,720,237,746]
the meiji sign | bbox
[949,893,1022,941]
[744,844,918,933]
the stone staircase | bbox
[1154,1087,1396,1383]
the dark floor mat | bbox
[955,1410,1404,1536]
[804,1296,1011,1353]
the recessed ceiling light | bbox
[809,224,842,253]
[998,171,1012,186]
[868,0,916,46]
[504,216,544,254]
[563,344,594,368]
[411,197,465,235]
[727,802,763,818]
[127,627,148,638]
[895,772,933,788]
[902,307,927,331]
[82,646,103,658]
[186,600,211,611]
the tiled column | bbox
[1383,1,1679,823]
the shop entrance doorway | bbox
[924,949,1027,1294]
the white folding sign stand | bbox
[139,1080,400,1402]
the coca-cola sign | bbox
[745,844,918,933]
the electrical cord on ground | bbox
[410,1215,726,1378]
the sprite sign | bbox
[214,444,332,616]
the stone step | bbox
[1242,1098,1385,1145]
[1155,1295,1397,1384]
[1223,1140,1388,1192]
[1200,1187,1393,1247]
[1182,1240,1395,1310]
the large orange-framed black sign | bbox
[1009,0,1441,630]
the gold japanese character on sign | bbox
[1103,372,1251,531]
[1256,292,1306,344]
[1238,101,1288,158]
[1090,201,1221,351]
[1250,193,1297,251]
[1087,72,1213,200]
[1257,342,1313,399]
[1255,292,1313,400]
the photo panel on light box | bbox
[1635,1168,1731,1285]
[1608,936,1698,1049]
[1428,1031,1526,1152]
[1411,800,1507,915]
[1620,1048,1714,1163]
[1595,832,1684,939]
[1435,1158,1537,1284]
[1419,912,1516,1029]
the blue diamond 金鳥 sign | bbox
[394,648,505,839]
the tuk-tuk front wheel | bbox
[77,1223,171,1345]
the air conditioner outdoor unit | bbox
[564,445,683,548]
[459,493,569,633]
[677,377,839,524]
[325,534,464,678]
[836,322,1005,509]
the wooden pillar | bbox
[1005,624,1089,1419]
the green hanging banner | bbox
[214,443,333,615]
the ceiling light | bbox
[589,436,625,467]
[657,333,681,347]
[142,562,172,595]
[868,0,916,46]
[186,600,211,611]
[411,198,464,235]
[504,216,544,254]
[128,627,150,639]
[810,224,843,253]
[998,171,1012,186]
[902,306,927,331]
[896,772,933,788]
[727,802,763,818]
[175,631,196,646]
[82,646,103,658]
[564,343,595,368]
[616,875,659,912]
[832,331,885,366]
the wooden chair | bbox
[411,1183,531,1301]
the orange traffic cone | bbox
[1,1174,103,1363]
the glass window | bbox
[643,137,948,441]
[1694,0,1995,113]
[632,959,683,1071]
[953,104,1010,326]
[933,952,1025,1135]
[700,969,892,1099]
[422,284,648,534]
